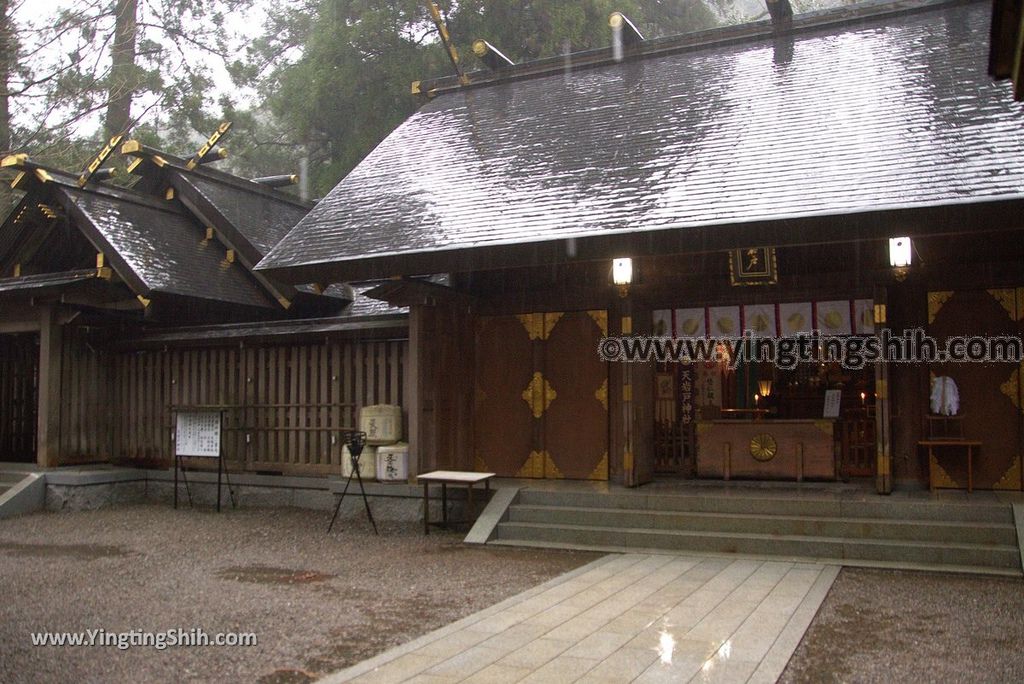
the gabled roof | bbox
[60,186,276,308]
[122,142,313,262]
[257,0,1024,284]
[121,142,342,310]
[0,159,276,313]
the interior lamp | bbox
[612,258,633,297]
[758,379,773,398]
[889,237,912,280]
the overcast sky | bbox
[15,0,264,141]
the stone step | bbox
[489,539,1023,578]
[508,504,1018,546]
[516,489,1013,524]
[495,521,1021,570]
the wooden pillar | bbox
[609,295,633,485]
[873,284,892,494]
[406,305,431,477]
[610,292,654,486]
[36,305,64,468]
[632,300,655,486]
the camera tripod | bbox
[327,430,379,535]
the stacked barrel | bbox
[359,405,407,482]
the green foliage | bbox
[5,1,728,197]
[449,0,717,61]
[234,0,720,196]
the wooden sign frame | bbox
[172,407,236,512]
[729,247,778,286]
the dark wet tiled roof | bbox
[178,175,309,259]
[58,187,274,309]
[258,0,1024,283]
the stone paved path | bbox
[321,553,839,684]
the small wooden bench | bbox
[417,471,495,535]
[920,440,982,493]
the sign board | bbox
[823,390,842,419]
[175,411,221,457]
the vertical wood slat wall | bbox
[0,333,38,461]
[57,336,407,475]
[59,329,112,463]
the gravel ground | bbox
[781,567,1024,683]
[0,505,598,684]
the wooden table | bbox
[919,440,982,493]
[417,471,495,535]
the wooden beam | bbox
[259,196,1024,285]
[989,0,1023,80]
[36,305,63,467]
[362,278,475,307]
[0,319,40,334]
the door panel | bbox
[473,315,536,477]
[928,289,1021,490]
[544,311,608,480]
[473,311,608,480]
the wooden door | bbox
[473,311,608,480]
[473,315,536,477]
[928,289,1022,490]
[544,311,608,480]
[0,333,38,462]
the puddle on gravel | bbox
[0,541,131,560]
[216,565,334,585]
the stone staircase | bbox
[490,488,1023,576]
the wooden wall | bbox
[0,333,38,462]
[56,332,407,475]
[59,329,113,464]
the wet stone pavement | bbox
[323,554,839,684]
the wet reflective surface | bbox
[261,1,1024,279]
[61,187,275,308]
[314,554,837,683]
[187,175,309,258]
